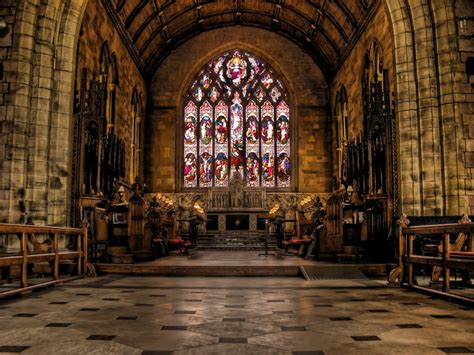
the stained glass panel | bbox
[183,50,290,189]
[214,100,229,187]
[276,100,290,187]
[246,100,259,187]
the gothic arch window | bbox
[362,40,391,195]
[183,49,291,189]
[130,88,143,182]
[334,86,348,180]
[99,42,118,135]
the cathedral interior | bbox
[0,0,473,353]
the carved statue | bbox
[230,175,244,208]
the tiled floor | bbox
[0,276,472,354]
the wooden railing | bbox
[0,224,88,297]
[388,214,474,302]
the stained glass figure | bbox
[199,152,213,185]
[215,152,228,182]
[226,51,247,86]
[262,153,274,183]
[246,153,260,184]
[270,87,281,102]
[277,115,289,144]
[183,50,290,188]
[201,74,211,89]
[184,153,197,185]
[184,116,196,145]
[277,153,291,182]
[193,87,203,102]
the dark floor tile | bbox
[149,294,166,297]
[116,316,137,320]
[46,323,71,327]
[135,304,153,307]
[103,298,120,301]
[184,300,202,302]
[292,352,324,355]
[121,290,135,293]
[459,307,472,311]
[79,308,99,312]
[348,299,365,302]
[0,306,8,310]
[431,315,456,319]
[219,338,248,343]
[14,313,37,317]
[224,305,245,308]
[0,345,30,353]
[401,302,421,306]
[142,351,174,355]
[49,301,69,305]
[438,347,473,353]
[335,290,348,293]
[226,295,244,298]
[223,318,246,322]
[304,295,320,298]
[352,336,381,341]
[87,335,116,341]
[161,326,187,331]
[368,309,390,313]
[314,304,333,307]
[281,326,307,331]
[267,300,286,302]
[273,311,293,314]
[174,311,196,315]
[396,324,422,329]
[75,293,91,296]
[329,317,352,321]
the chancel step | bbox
[197,234,277,250]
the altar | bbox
[205,177,269,233]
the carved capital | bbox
[458,213,472,224]
[397,213,410,228]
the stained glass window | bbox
[183,50,290,188]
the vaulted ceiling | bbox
[101,0,382,81]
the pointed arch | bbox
[181,49,291,189]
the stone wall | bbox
[146,27,330,194]
[76,0,147,185]
[0,0,91,225]
[456,0,474,214]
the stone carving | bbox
[230,175,244,208]
[458,213,471,224]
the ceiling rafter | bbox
[100,0,381,82]
[147,21,333,81]
[125,0,149,29]
[137,2,340,59]
[143,9,334,68]
[304,0,349,43]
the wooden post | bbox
[408,235,414,286]
[21,232,27,288]
[83,225,88,273]
[443,233,450,292]
[77,231,82,276]
[53,233,59,280]
[388,214,410,285]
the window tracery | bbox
[183,50,290,188]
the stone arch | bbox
[147,27,328,193]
